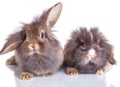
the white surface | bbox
[0,0,120,87]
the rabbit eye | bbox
[40,32,46,38]
[80,41,85,46]
[79,41,87,51]
[41,32,44,38]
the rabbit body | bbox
[0,2,64,79]
[15,37,63,76]
[64,28,116,74]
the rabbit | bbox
[64,27,116,76]
[0,2,64,80]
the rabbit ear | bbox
[0,31,24,55]
[43,2,62,28]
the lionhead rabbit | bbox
[64,27,116,76]
[0,2,64,80]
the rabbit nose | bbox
[29,44,38,50]
[87,49,96,60]
[29,45,36,50]
[31,46,35,49]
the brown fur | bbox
[0,2,64,79]
[64,27,116,74]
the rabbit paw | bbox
[96,69,105,75]
[20,72,33,80]
[66,67,79,76]
[40,72,52,77]
[6,56,16,65]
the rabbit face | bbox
[22,23,47,54]
[74,29,107,68]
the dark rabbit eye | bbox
[40,31,47,39]
[41,32,44,38]
[41,32,45,38]
[80,41,85,46]
[79,41,87,51]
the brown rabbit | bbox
[0,2,64,80]
[64,27,116,76]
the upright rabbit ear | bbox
[40,2,62,28]
[0,31,24,55]
[46,2,62,28]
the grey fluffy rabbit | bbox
[0,2,64,80]
[64,28,116,76]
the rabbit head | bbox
[0,2,62,55]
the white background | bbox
[0,0,120,87]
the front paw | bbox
[6,56,16,65]
[66,67,79,76]
[20,72,33,80]
[96,69,105,75]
